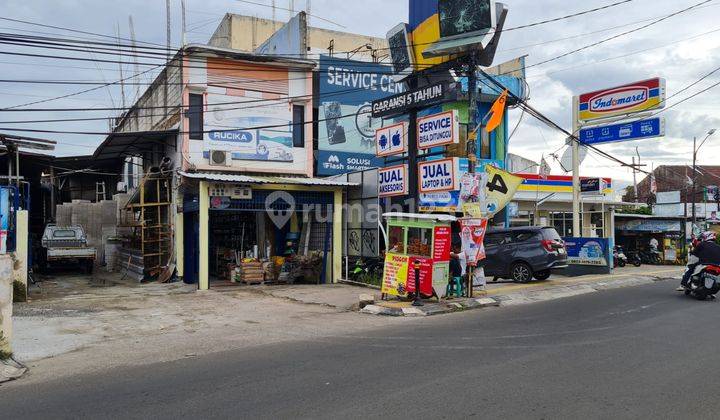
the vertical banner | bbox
[433,225,452,262]
[382,253,409,296]
[405,256,434,296]
[459,218,489,265]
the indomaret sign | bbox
[578,78,665,122]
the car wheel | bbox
[511,262,533,283]
[534,269,551,281]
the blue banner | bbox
[318,56,406,175]
[562,237,609,266]
[579,118,664,145]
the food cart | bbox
[380,212,456,299]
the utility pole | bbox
[571,97,581,237]
[115,23,126,110]
[128,16,140,102]
[166,0,172,63]
[632,156,638,202]
[466,52,478,299]
[180,0,187,46]
[692,135,697,227]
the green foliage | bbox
[616,206,652,215]
[0,331,10,360]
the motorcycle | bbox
[639,248,662,265]
[682,256,720,300]
[613,246,628,267]
[626,250,642,267]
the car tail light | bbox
[542,239,564,252]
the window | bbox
[293,105,305,148]
[188,93,204,140]
[407,227,432,257]
[388,226,405,254]
[53,230,77,238]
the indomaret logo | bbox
[589,87,649,113]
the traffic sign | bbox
[579,118,665,145]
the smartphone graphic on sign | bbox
[324,102,347,145]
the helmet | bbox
[700,231,717,242]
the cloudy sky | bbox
[2,0,720,185]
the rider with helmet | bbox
[680,231,720,289]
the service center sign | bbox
[417,110,459,150]
[378,165,408,197]
[578,78,665,122]
[418,158,455,193]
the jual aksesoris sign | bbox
[577,78,665,122]
[378,165,408,197]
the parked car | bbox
[483,226,568,282]
[39,224,96,274]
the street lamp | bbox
[692,129,716,227]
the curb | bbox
[360,297,500,317]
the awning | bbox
[179,171,358,187]
[93,130,178,161]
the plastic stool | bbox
[445,277,465,298]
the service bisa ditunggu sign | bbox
[578,78,665,122]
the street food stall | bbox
[380,213,455,299]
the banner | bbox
[563,238,609,266]
[485,165,524,216]
[381,253,410,296]
[405,256,434,296]
[485,89,508,133]
[318,56,405,175]
[433,226,452,262]
[459,218,488,265]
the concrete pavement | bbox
[2,278,717,419]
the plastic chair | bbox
[445,276,465,298]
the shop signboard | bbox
[579,117,665,145]
[417,110,459,149]
[580,178,604,195]
[563,237,609,266]
[318,55,405,175]
[433,226,452,262]
[378,165,408,198]
[460,218,488,265]
[418,158,455,193]
[375,122,408,157]
[381,253,410,296]
[371,82,458,118]
[578,78,665,122]
[205,93,294,162]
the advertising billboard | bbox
[378,165,408,198]
[205,93,294,162]
[317,56,406,175]
[563,238,610,266]
[577,78,666,122]
[417,110,459,150]
[418,158,456,193]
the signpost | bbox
[375,122,408,157]
[371,82,458,118]
[417,110,460,150]
[578,78,666,122]
[378,165,408,198]
[418,158,456,193]
[579,117,665,145]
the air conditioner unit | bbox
[209,150,231,167]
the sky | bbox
[2,0,720,188]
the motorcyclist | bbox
[679,231,720,290]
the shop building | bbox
[614,214,686,264]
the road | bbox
[2,279,718,419]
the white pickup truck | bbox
[40,225,96,274]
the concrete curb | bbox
[0,359,27,384]
[360,297,500,317]
[360,275,680,316]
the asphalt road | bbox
[3,279,719,419]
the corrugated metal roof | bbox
[179,171,358,187]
